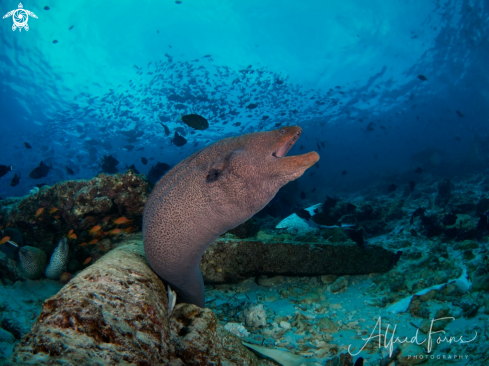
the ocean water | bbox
[0,1,488,365]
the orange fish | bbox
[83,257,92,265]
[89,225,102,235]
[89,239,99,245]
[35,208,44,217]
[70,234,77,240]
[79,242,87,247]
[54,216,60,219]
[113,217,132,225]
[102,216,112,223]
[49,207,58,214]
[123,226,137,234]
[109,228,121,235]
[0,236,11,245]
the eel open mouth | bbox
[273,130,301,158]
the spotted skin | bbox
[45,238,69,280]
[143,126,319,307]
[19,246,47,280]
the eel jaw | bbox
[273,130,301,158]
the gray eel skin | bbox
[143,126,319,307]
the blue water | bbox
[1,0,488,198]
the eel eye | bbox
[279,128,286,134]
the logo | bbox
[3,3,37,32]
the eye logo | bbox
[3,3,38,32]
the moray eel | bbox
[19,246,47,280]
[143,126,319,307]
[45,238,69,280]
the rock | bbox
[396,343,427,365]
[241,303,267,327]
[321,274,338,284]
[8,240,171,365]
[171,304,262,365]
[454,240,479,250]
[0,171,149,259]
[257,275,285,287]
[0,325,16,343]
[329,276,348,292]
[472,274,489,292]
[201,239,397,284]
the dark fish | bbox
[311,188,316,193]
[348,229,366,248]
[296,208,311,220]
[181,114,209,130]
[246,103,258,109]
[410,207,426,225]
[69,25,74,30]
[65,166,75,175]
[366,122,375,131]
[320,142,325,148]
[322,196,338,212]
[317,142,321,151]
[141,157,148,165]
[0,228,24,261]
[52,40,58,44]
[147,162,171,184]
[354,357,364,366]
[299,145,304,150]
[392,251,403,266]
[418,75,427,81]
[342,170,347,175]
[0,164,13,178]
[126,164,140,174]
[35,183,48,188]
[169,132,187,147]
[193,141,198,147]
[29,161,51,179]
[10,174,20,186]
[261,115,269,121]
[300,191,306,200]
[24,142,32,149]
[160,123,170,136]
[456,110,464,117]
[44,6,49,10]
[415,167,423,174]
[123,144,135,151]
[387,184,397,192]
[100,155,119,174]
[175,0,182,3]
[315,162,319,169]
[442,213,457,226]
[409,181,416,191]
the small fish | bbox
[114,217,131,225]
[79,242,87,247]
[123,226,137,233]
[0,236,11,245]
[29,161,51,179]
[89,239,99,245]
[141,157,148,165]
[65,166,75,175]
[417,75,427,81]
[0,164,13,178]
[159,122,170,136]
[300,191,306,200]
[180,114,209,130]
[10,174,20,187]
[53,40,58,44]
[109,228,121,235]
[295,209,311,221]
[24,142,32,149]
[54,215,60,219]
[456,110,464,117]
[415,167,423,174]
[316,142,321,151]
[89,225,102,235]
[69,25,74,30]
[35,208,44,217]
[169,132,187,147]
[246,103,258,109]
[44,6,50,10]
[342,170,347,175]
[49,207,58,214]
[83,257,92,265]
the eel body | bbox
[143,126,319,307]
